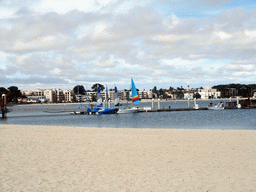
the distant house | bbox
[184,93,194,100]
[197,87,221,99]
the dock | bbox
[139,107,208,112]
[1,97,256,118]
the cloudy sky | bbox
[1,0,256,91]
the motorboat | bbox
[207,102,224,110]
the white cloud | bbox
[213,31,231,39]
[95,56,117,68]
[34,0,97,14]
[1,0,256,90]
[92,22,119,39]
[152,34,191,41]
[50,67,62,75]
[245,30,256,38]
[10,35,69,52]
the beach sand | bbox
[1,124,255,191]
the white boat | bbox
[118,107,139,113]
[117,79,140,114]
[207,102,225,110]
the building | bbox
[197,87,221,99]
[63,89,73,102]
[184,93,194,100]
[21,89,45,97]
[44,89,57,103]
[138,90,153,99]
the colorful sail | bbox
[114,86,120,106]
[131,79,140,104]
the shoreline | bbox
[10,98,246,107]
[1,124,255,191]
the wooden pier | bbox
[1,97,256,118]
[139,107,208,112]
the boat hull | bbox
[117,107,139,114]
[98,108,118,114]
[207,107,224,110]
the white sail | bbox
[114,86,120,106]
[96,86,103,107]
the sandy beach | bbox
[1,124,255,191]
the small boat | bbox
[207,102,225,110]
[97,86,117,114]
[117,107,139,113]
[90,86,103,114]
[70,109,90,115]
[117,78,140,114]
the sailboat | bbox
[97,86,118,114]
[70,86,88,115]
[90,86,103,114]
[117,78,140,114]
[114,86,120,107]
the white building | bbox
[197,87,221,99]
[184,93,194,100]
[63,89,73,102]
[21,89,45,96]
[138,90,153,99]
[44,89,57,103]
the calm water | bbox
[1,100,256,130]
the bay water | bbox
[1,100,255,130]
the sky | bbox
[0,0,256,91]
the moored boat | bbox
[207,102,224,110]
[117,78,140,114]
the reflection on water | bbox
[1,101,256,130]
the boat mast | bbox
[106,85,108,109]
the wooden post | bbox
[188,98,190,108]
[152,99,154,110]
[194,98,198,110]
[1,94,7,118]
[158,99,160,109]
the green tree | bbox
[177,91,184,100]
[7,86,21,103]
[159,88,168,99]
[0,87,9,97]
[152,86,157,93]
[177,86,184,91]
[169,86,174,91]
[73,85,85,95]
[91,83,105,92]
[193,92,201,99]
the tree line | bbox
[0,86,22,103]
[1,83,255,103]
[212,84,256,98]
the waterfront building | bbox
[44,89,57,103]
[138,90,153,99]
[197,87,221,99]
[184,93,194,100]
[63,89,73,102]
